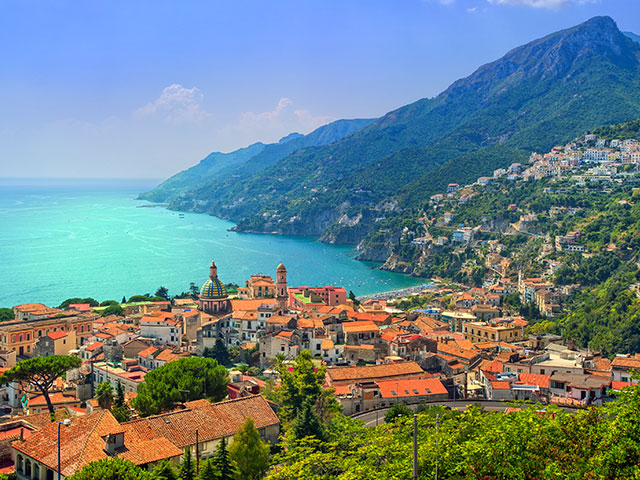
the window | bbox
[316,344,321,350]
[391,390,397,396]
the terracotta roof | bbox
[326,361,424,384]
[517,373,550,389]
[491,381,511,390]
[610,381,634,390]
[48,331,69,340]
[84,341,104,352]
[612,355,640,370]
[138,346,158,359]
[437,342,478,362]
[266,315,294,325]
[28,393,80,407]
[377,378,447,399]
[342,321,378,334]
[154,349,189,364]
[232,310,258,320]
[124,395,279,449]
[13,410,182,477]
[321,338,335,350]
[231,299,277,311]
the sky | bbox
[0,0,638,180]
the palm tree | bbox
[96,381,114,410]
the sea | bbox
[0,179,424,308]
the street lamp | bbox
[58,418,70,480]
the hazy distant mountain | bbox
[156,16,640,248]
[624,31,640,45]
[141,118,373,203]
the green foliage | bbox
[95,381,114,410]
[179,448,195,480]
[268,384,640,479]
[275,350,340,423]
[68,458,152,480]
[152,459,179,480]
[0,355,81,416]
[131,357,228,417]
[384,403,413,423]
[0,308,14,322]
[115,381,125,407]
[59,297,99,309]
[229,417,270,480]
[292,400,326,442]
[591,118,640,140]
[210,437,238,480]
[99,300,119,307]
[196,459,217,480]
[101,304,124,317]
[111,404,131,423]
[155,286,170,300]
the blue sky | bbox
[0,0,638,179]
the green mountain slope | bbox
[168,16,640,245]
[141,118,373,203]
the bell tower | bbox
[276,263,288,311]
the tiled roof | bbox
[612,355,640,370]
[154,349,189,364]
[138,346,158,359]
[28,393,80,407]
[326,361,424,384]
[491,381,511,390]
[517,373,550,389]
[13,410,182,477]
[124,395,279,449]
[342,321,378,334]
[48,331,69,340]
[84,341,104,352]
[231,299,277,311]
[377,378,447,399]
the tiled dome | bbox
[200,278,227,299]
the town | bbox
[1,226,639,478]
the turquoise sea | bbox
[0,179,423,307]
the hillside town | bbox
[1,243,639,477]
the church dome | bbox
[200,278,227,299]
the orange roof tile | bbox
[517,373,550,389]
[326,361,424,384]
[377,378,448,399]
[342,321,379,334]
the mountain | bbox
[624,31,640,45]
[140,118,373,203]
[152,16,640,266]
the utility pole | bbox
[435,414,439,480]
[195,429,200,475]
[413,413,418,480]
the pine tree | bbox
[292,400,326,441]
[152,459,179,480]
[179,448,195,480]
[196,459,217,480]
[229,418,270,480]
[115,381,125,408]
[211,437,238,480]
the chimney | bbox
[104,432,125,455]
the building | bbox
[242,274,276,299]
[139,312,180,345]
[33,330,77,357]
[463,318,527,344]
[276,263,288,311]
[325,361,426,387]
[199,260,231,315]
[124,395,280,458]
[12,410,183,479]
[92,361,146,394]
[288,286,347,309]
[611,355,640,384]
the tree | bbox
[115,381,125,407]
[348,290,360,307]
[155,286,170,300]
[292,400,326,442]
[276,350,340,423]
[68,458,152,480]
[0,355,81,417]
[112,404,131,423]
[152,459,179,480]
[100,300,119,307]
[189,282,199,297]
[202,339,230,367]
[197,459,217,480]
[384,403,413,423]
[131,357,228,417]
[122,296,127,303]
[96,381,114,410]
[211,437,238,480]
[178,449,195,480]
[0,308,14,322]
[59,297,99,309]
[229,417,270,480]
[101,304,124,317]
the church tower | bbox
[276,263,288,311]
[198,260,230,314]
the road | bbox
[353,401,520,427]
